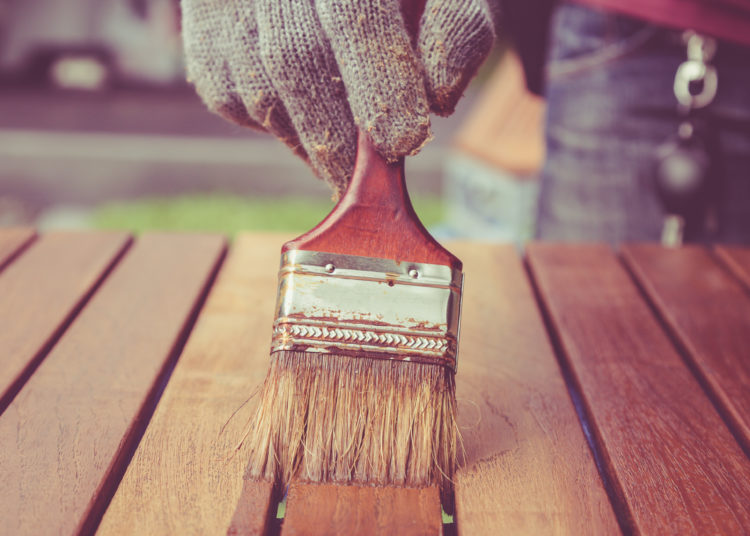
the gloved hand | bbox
[182,0,495,197]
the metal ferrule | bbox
[271,250,463,371]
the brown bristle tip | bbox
[241,350,458,505]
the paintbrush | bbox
[240,1,463,506]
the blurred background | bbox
[0,0,544,240]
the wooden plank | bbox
[451,244,618,535]
[527,243,750,535]
[98,233,283,536]
[0,232,225,536]
[283,483,442,536]
[622,244,750,455]
[0,227,36,271]
[0,231,131,413]
[715,245,750,291]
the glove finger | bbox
[256,0,357,196]
[316,0,431,162]
[229,3,307,159]
[181,0,260,129]
[418,0,495,116]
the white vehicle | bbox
[0,0,183,88]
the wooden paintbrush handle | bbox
[283,133,461,270]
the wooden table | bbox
[1,228,749,535]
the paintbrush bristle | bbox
[242,350,457,501]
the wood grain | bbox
[98,234,286,536]
[0,232,225,536]
[622,244,750,455]
[450,243,619,535]
[527,243,750,535]
[0,231,131,413]
[715,245,750,291]
[284,134,461,270]
[282,483,442,536]
[0,227,36,271]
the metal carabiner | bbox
[673,60,718,109]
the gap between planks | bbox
[0,227,36,272]
[715,245,750,292]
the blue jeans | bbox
[535,3,750,244]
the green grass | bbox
[442,508,454,524]
[92,194,444,236]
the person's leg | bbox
[536,3,680,243]
[537,3,750,244]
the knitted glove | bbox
[182,0,495,196]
